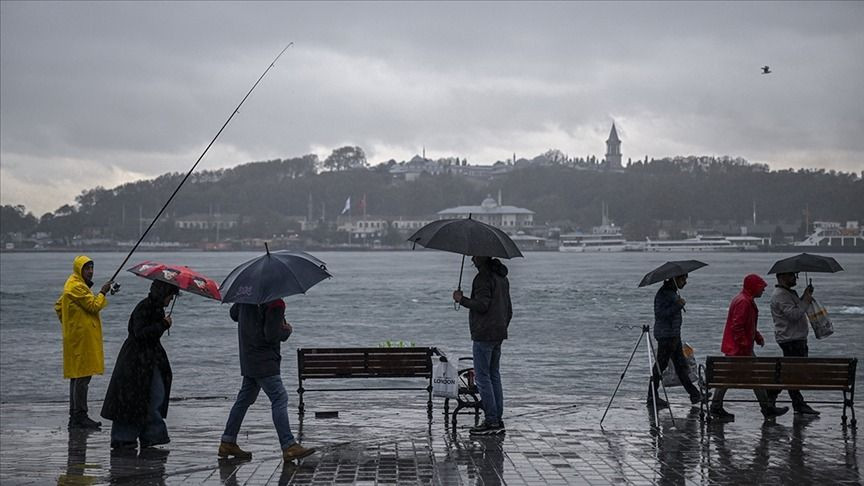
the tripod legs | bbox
[647,331,676,427]
[600,327,646,426]
[600,325,676,428]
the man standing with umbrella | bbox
[768,272,819,415]
[453,256,513,435]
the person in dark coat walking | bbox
[647,274,703,408]
[101,280,178,450]
[453,256,512,436]
[218,299,315,462]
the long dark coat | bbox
[101,292,173,423]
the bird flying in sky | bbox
[761,65,772,74]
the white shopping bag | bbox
[807,297,834,339]
[432,358,459,399]
[661,342,699,387]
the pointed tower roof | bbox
[606,123,620,143]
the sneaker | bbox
[794,404,820,416]
[646,396,669,409]
[690,391,707,405]
[140,437,170,448]
[282,443,316,462]
[218,441,252,459]
[111,440,137,451]
[710,408,735,421]
[762,406,789,419]
[68,415,101,430]
[469,421,504,435]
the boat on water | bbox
[559,203,626,252]
[643,234,760,252]
[789,221,864,253]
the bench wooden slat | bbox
[296,346,439,423]
[708,383,849,390]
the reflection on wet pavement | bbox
[1,397,860,484]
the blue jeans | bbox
[473,341,503,424]
[111,368,169,446]
[222,375,296,449]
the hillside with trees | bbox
[2,147,862,246]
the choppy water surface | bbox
[1,251,862,405]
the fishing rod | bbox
[108,43,293,287]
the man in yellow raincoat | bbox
[55,255,113,429]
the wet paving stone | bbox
[0,396,861,484]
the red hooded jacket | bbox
[720,274,768,356]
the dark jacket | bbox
[459,259,513,342]
[654,280,684,339]
[231,300,291,378]
[101,287,174,423]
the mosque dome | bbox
[481,195,498,209]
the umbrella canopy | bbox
[638,260,708,287]
[407,218,523,259]
[768,253,844,274]
[220,249,332,304]
[127,261,221,300]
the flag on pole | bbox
[341,197,351,215]
[359,193,367,217]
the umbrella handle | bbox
[166,294,178,335]
[671,277,686,313]
[454,254,466,311]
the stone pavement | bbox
[0,395,860,485]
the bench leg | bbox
[427,386,433,425]
[298,386,305,416]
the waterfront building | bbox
[174,213,239,230]
[437,193,534,231]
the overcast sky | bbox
[2,1,862,215]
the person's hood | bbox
[149,280,179,302]
[488,258,509,278]
[742,273,767,296]
[72,255,93,287]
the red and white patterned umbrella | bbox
[127,261,221,301]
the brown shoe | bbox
[218,441,252,459]
[282,443,316,462]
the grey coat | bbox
[770,286,810,343]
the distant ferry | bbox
[643,235,760,252]
[559,231,627,252]
[559,203,626,252]
[792,221,863,253]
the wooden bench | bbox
[699,356,857,427]
[297,347,439,423]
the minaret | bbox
[605,123,622,170]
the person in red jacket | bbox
[710,274,789,421]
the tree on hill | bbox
[323,146,367,171]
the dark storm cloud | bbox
[2,1,862,213]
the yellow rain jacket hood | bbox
[54,255,107,378]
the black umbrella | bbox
[407,216,523,296]
[638,260,708,288]
[768,253,844,274]
[220,245,332,304]
[407,217,523,259]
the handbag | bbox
[662,342,699,387]
[432,357,459,399]
[806,297,834,339]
